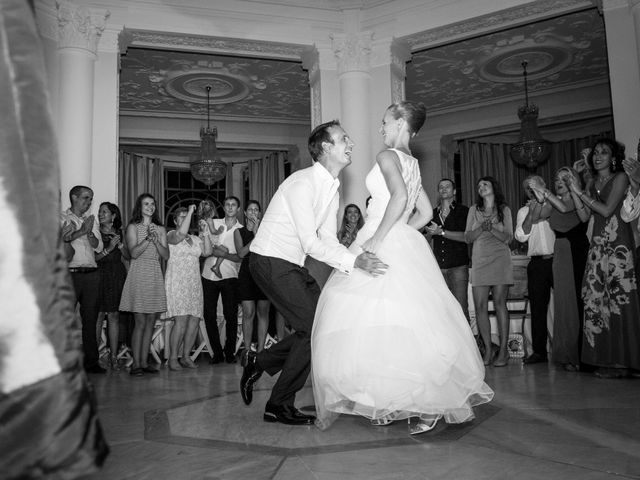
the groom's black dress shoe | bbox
[240,350,263,405]
[523,353,547,365]
[263,403,316,425]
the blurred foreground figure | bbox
[0,1,109,478]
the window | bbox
[164,168,226,233]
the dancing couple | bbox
[241,101,493,434]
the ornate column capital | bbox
[331,31,374,75]
[56,1,110,56]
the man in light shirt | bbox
[61,185,105,374]
[201,196,243,364]
[515,175,555,365]
[240,120,388,426]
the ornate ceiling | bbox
[119,49,311,121]
[405,8,608,113]
[119,7,608,121]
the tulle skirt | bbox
[311,220,494,429]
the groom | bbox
[242,120,388,425]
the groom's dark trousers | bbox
[249,252,321,407]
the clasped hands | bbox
[622,156,640,188]
[62,215,95,242]
[424,221,442,236]
[146,224,159,243]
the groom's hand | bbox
[354,252,388,276]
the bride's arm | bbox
[361,150,407,254]
[407,187,433,230]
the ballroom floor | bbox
[82,355,640,480]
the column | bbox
[56,1,109,199]
[602,0,640,152]
[370,38,412,154]
[631,0,640,72]
[332,31,374,209]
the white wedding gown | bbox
[311,149,494,429]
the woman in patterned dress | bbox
[164,205,212,370]
[569,138,640,378]
[96,202,128,370]
[119,193,169,376]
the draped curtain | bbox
[118,151,164,226]
[248,151,287,212]
[458,132,612,213]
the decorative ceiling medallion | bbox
[165,73,248,104]
[477,46,572,83]
[474,33,586,83]
[161,62,266,105]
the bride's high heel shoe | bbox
[408,415,441,435]
[371,411,399,426]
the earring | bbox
[612,159,617,169]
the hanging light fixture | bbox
[190,85,227,186]
[510,60,551,170]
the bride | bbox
[311,101,494,435]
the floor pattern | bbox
[84,358,640,480]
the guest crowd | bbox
[62,137,640,379]
[424,137,640,378]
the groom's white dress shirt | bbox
[250,162,356,273]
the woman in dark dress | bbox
[530,167,590,371]
[234,200,270,361]
[96,202,128,370]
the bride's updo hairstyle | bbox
[388,101,427,136]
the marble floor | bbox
[83,356,640,480]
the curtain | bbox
[248,151,287,212]
[226,160,234,199]
[118,151,164,226]
[459,132,612,213]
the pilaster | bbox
[601,0,640,151]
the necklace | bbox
[595,173,613,195]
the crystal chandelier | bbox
[191,85,227,186]
[510,60,551,170]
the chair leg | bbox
[190,319,214,361]
[149,320,165,365]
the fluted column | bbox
[331,31,374,209]
[55,1,109,198]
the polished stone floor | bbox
[83,356,640,480]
